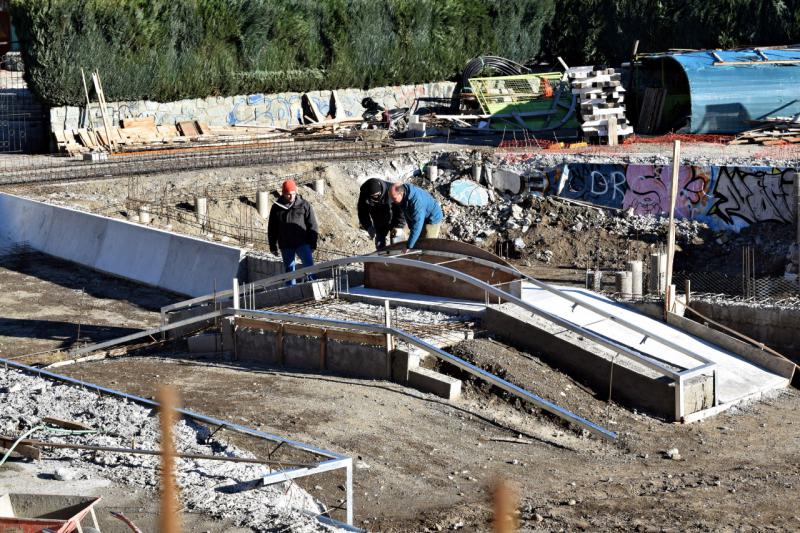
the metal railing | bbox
[161,250,722,420]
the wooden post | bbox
[384,300,393,378]
[491,478,519,533]
[157,385,182,533]
[319,330,328,370]
[91,71,114,153]
[80,68,92,128]
[684,279,691,306]
[664,140,681,319]
[277,324,284,365]
[607,116,618,146]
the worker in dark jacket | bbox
[268,180,318,285]
[389,183,443,249]
[357,178,406,249]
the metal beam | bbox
[0,356,355,525]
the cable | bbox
[451,55,531,110]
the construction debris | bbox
[568,66,633,141]
[730,118,800,145]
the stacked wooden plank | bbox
[637,87,667,134]
[568,66,633,139]
[730,120,800,145]
[54,117,304,156]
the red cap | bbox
[282,180,297,194]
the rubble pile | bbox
[0,367,341,532]
[408,151,711,268]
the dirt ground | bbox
[54,343,800,532]
[0,248,177,360]
[2,152,800,531]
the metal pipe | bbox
[162,251,711,373]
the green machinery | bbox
[468,73,579,131]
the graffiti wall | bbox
[554,164,797,231]
[50,82,455,133]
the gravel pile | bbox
[0,367,344,532]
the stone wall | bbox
[49,81,455,133]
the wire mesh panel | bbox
[0,55,48,153]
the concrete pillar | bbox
[256,191,269,219]
[195,196,208,223]
[426,164,438,182]
[472,152,482,182]
[648,252,667,295]
[314,178,326,196]
[627,260,643,298]
[588,269,602,291]
[615,271,632,298]
[138,205,150,224]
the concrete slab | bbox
[519,283,789,405]
[408,367,461,400]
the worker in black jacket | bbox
[358,178,406,250]
[268,180,318,285]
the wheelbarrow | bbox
[0,493,102,533]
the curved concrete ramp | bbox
[519,284,790,412]
[0,193,243,296]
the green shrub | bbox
[11,0,555,106]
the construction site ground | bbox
[2,144,799,531]
[47,349,800,532]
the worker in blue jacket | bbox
[389,183,443,248]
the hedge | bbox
[11,0,555,106]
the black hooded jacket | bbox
[357,179,405,232]
[267,194,318,251]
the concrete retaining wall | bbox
[0,193,244,296]
[689,300,800,362]
[234,326,388,379]
[483,304,714,419]
[50,81,456,134]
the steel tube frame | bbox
[163,253,708,380]
[230,308,618,441]
[0,357,355,525]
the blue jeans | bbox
[281,244,315,286]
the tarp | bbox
[652,48,800,133]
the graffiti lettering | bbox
[550,163,796,231]
[561,165,628,207]
[710,167,796,225]
[622,165,711,218]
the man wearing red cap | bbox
[267,180,318,285]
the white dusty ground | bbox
[0,367,345,532]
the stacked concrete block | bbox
[568,66,633,139]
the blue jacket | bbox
[398,183,443,248]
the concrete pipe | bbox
[195,197,208,223]
[627,260,643,298]
[256,191,269,219]
[426,164,438,182]
[138,205,151,225]
[472,162,482,182]
[615,271,633,299]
